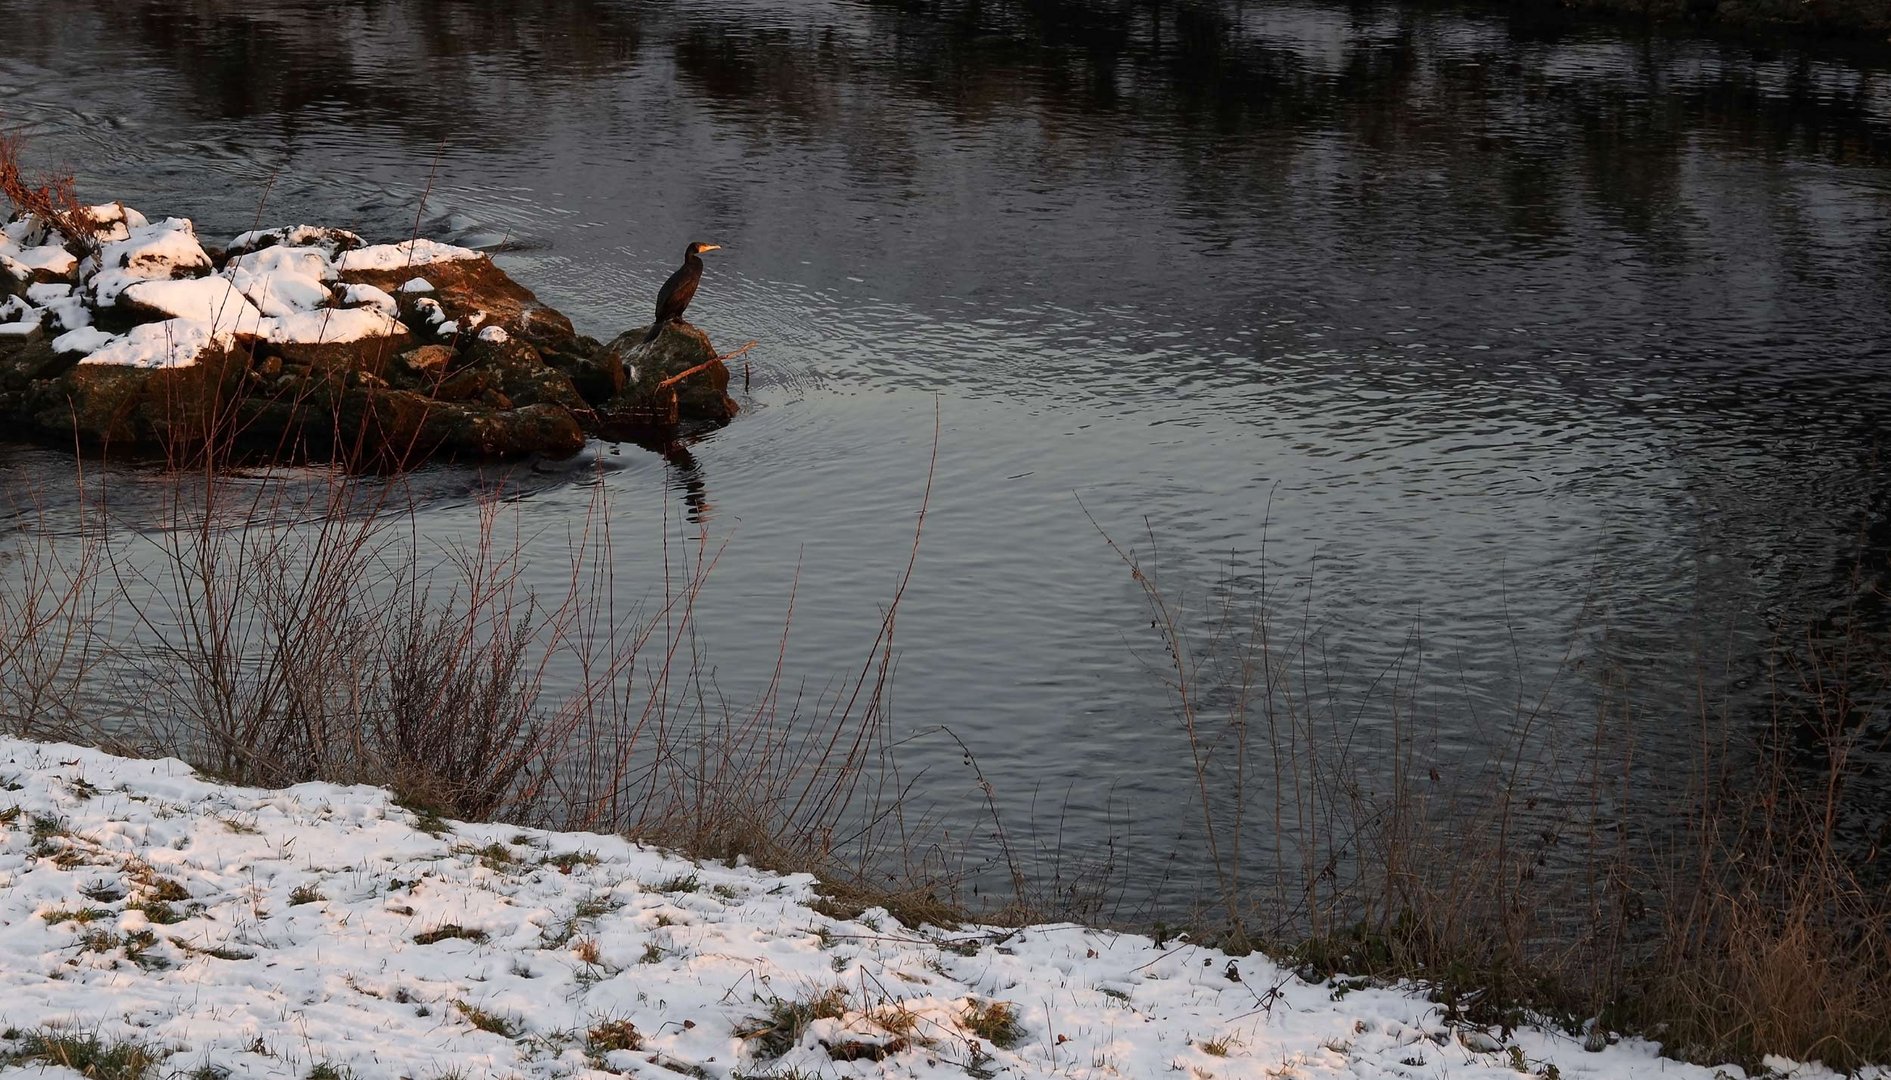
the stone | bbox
[26,344,247,450]
[226,224,364,260]
[330,390,586,470]
[597,322,739,439]
[433,368,492,403]
[393,344,459,391]
[543,334,623,405]
[256,311,416,376]
[339,254,577,356]
[0,336,73,390]
[0,321,45,345]
[0,254,28,298]
[457,332,587,412]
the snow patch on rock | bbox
[83,202,150,243]
[227,224,363,258]
[336,238,482,271]
[87,218,212,305]
[337,282,399,318]
[52,326,118,355]
[32,285,93,333]
[259,307,405,346]
[0,295,36,325]
[120,278,263,334]
[77,317,232,370]
[0,236,78,280]
[223,245,336,318]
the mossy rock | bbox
[334,388,584,468]
[0,336,73,391]
[544,334,622,406]
[457,333,588,413]
[25,348,249,450]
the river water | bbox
[3,0,1889,918]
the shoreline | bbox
[1,735,1876,1080]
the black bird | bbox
[643,241,722,343]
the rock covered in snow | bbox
[225,223,363,259]
[25,281,91,335]
[0,295,43,339]
[335,237,481,272]
[79,201,152,243]
[223,244,336,316]
[118,277,263,332]
[0,294,38,324]
[78,317,235,371]
[0,235,79,289]
[50,325,115,355]
[86,217,213,305]
[337,281,399,317]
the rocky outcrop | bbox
[597,323,740,442]
[0,204,744,468]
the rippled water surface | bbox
[5,0,1890,911]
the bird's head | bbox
[687,242,722,256]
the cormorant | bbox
[643,241,722,343]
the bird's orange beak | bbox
[701,244,722,253]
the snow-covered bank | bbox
[0,739,1871,1080]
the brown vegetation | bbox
[0,133,99,254]
[1102,519,1891,1072]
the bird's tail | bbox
[641,322,662,344]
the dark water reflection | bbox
[4,0,1890,911]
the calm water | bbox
[4,0,1890,914]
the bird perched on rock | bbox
[643,241,721,343]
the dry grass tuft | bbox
[738,987,850,1060]
[960,999,1024,1049]
[585,1017,643,1055]
[413,924,488,946]
[4,1029,160,1080]
[1099,515,1891,1072]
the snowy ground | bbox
[0,739,1871,1080]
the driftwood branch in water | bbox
[657,340,759,389]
